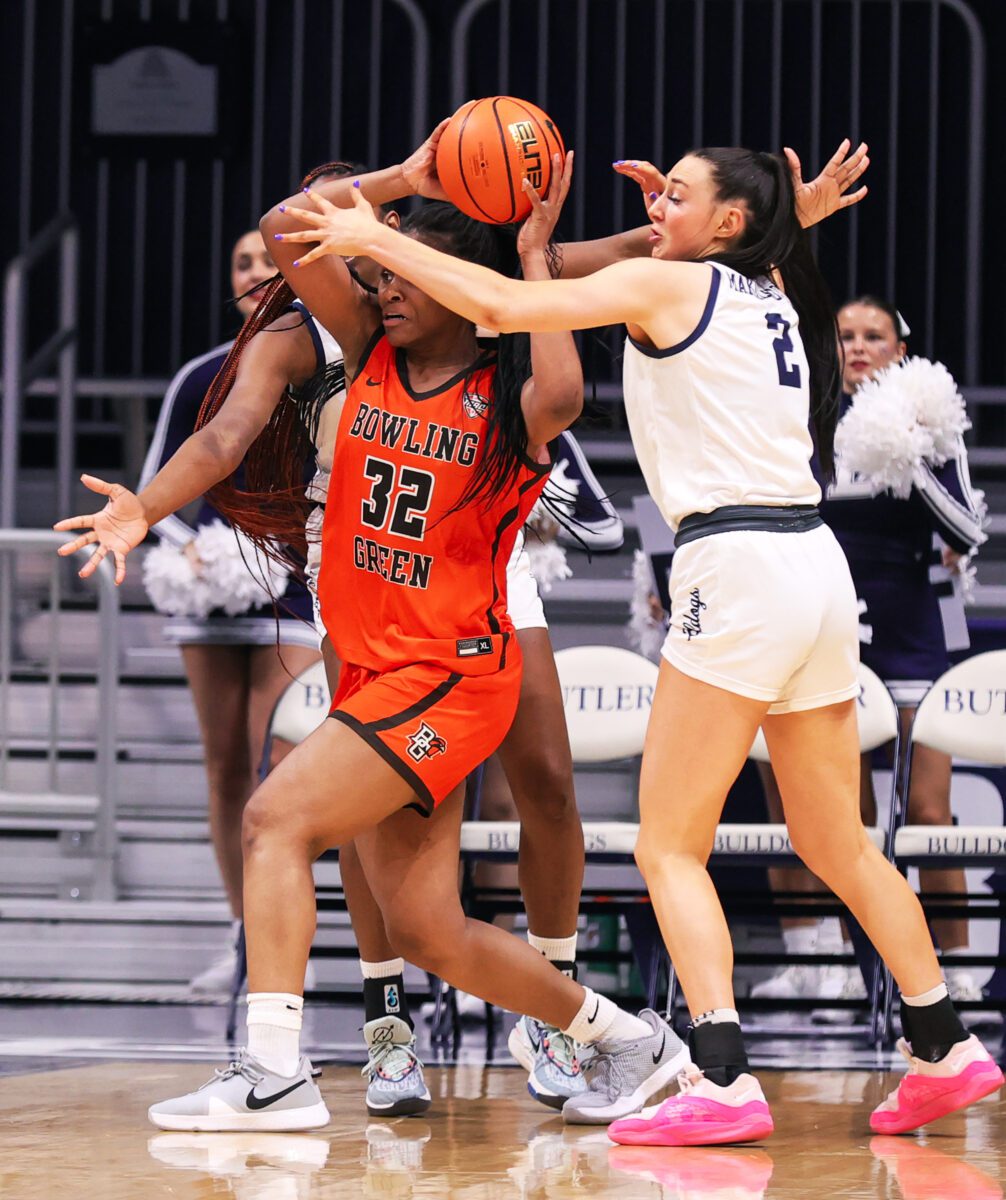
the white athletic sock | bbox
[360,957,406,979]
[563,988,651,1045]
[528,932,578,972]
[781,924,819,955]
[902,982,949,1007]
[939,945,970,958]
[691,1007,741,1027]
[247,992,304,1077]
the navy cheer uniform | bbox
[820,395,986,705]
[139,341,317,647]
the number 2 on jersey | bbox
[361,456,435,540]
[765,312,801,388]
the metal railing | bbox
[0,530,121,900]
[2,215,79,527]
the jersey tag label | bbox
[456,636,494,657]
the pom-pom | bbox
[627,549,667,662]
[142,542,215,617]
[525,537,572,593]
[835,356,972,496]
[901,357,971,463]
[835,370,932,499]
[194,521,291,616]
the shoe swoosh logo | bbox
[652,1032,666,1064]
[586,1000,600,1025]
[528,1029,540,1052]
[246,1079,307,1110]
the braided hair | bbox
[195,161,368,562]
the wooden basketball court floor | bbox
[0,1005,1003,1200]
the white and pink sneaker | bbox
[607,1065,774,1147]
[870,1035,1004,1135]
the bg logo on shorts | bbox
[406,722,448,762]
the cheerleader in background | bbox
[139,229,322,993]
[754,296,995,1026]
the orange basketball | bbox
[436,97,565,224]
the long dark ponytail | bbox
[692,148,842,480]
[400,202,557,510]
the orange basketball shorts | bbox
[329,657,522,815]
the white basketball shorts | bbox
[506,530,547,631]
[662,523,860,714]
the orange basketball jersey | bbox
[317,334,550,675]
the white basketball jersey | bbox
[622,262,820,531]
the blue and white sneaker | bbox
[147,1049,329,1132]
[363,1016,432,1118]
[508,1015,587,1110]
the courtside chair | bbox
[227,660,331,1040]
[739,662,900,1043]
[459,645,664,1013]
[882,649,1006,1041]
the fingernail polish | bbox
[353,179,361,188]
[649,191,658,200]
[303,187,310,193]
[293,259,300,267]
[273,233,283,240]
[278,205,286,212]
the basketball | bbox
[435,96,565,224]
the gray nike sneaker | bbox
[147,1049,330,1132]
[508,1015,587,1110]
[562,1009,691,1125]
[363,1015,432,1117]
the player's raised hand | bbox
[400,119,451,201]
[275,185,383,264]
[53,474,149,584]
[613,159,668,213]
[518,151,574,259]
[787,139,869,229]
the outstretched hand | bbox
[788,138,870,228]
[400,119,451,201]
[612,159,668,213]
[53,474,149,584]
[275,185,385,265]
[517,151,574,259]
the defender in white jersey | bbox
[622,261,859,713]
[299,139,1002,1140]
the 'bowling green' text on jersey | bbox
[318,334,550,674]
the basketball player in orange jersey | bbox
[281,142,1003,1141]
[59,145,699,1132]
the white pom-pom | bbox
[899,357,970,464]
[525,537,572,593]
[834,365,933,499]
[957,554,979,605]
[142,542,215,617]
[194,521,291,616]
[627,549,667,662]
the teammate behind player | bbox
[281,144,1004,1141]
[58,145,691,1131]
